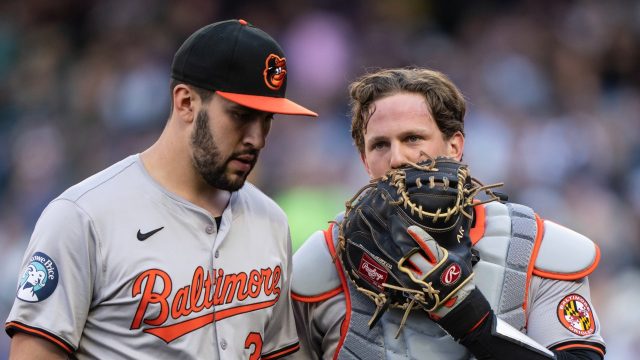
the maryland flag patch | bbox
[557,294,595,336]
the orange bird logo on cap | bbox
[263,54,287,90]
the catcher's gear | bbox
[337,157,502,335]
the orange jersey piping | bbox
[323,223,352,360]
[532,241,601,280]
[291,286,343,303]
[5,321,74,354]
[470,204,486,245]
[262,342,301,359]
[522,215,545,328]
[553,343,605,357]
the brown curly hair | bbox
[349,68,466,154]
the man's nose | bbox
[389,143,408,169]
[243,120,268,149]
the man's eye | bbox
[407,135,421,143]
[233,112,250,121]
[372,142,387,150]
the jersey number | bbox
[245,332,263,360]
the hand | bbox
[399,226,476,318]
[338,157,501,333]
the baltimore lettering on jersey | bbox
[130,265,282,343]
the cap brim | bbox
[216,91,318,117]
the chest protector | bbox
[337,201,538,360]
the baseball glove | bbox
[337,157,502,335]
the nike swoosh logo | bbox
[137,227,164,241]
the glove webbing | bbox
[384,160,503,222]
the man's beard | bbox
[190,110,258,191]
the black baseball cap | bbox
[171,19,317,117]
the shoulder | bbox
[34,198,92,234]
[533,220,600,280]
[40,155,141,222]
[473,202,600,279]
[291,221,343,302]
[58,155,139,203]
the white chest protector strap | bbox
[337,202,541,359]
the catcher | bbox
[289,68,605,359]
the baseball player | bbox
[5,19,317,359]
[290,68,605,359]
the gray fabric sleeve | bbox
[262,228,301,356]
[6,199,98,351]
[526,276,605,350]
[289,293,346,360]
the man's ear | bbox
[446,131,465,161]
[172,84,195,123]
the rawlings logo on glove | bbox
[358,254,388,289]
[441,264,462,285]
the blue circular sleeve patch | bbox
[16,252,59,302]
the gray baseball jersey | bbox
[290,201,605,359]
[5,155,299,359]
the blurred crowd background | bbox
[0,0,638,358]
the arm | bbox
[441,296,603,359]
[437,273,604,359]
[261,229,301,359]
[526,276,605,359]
[5,199,97,357]
[9,333,68,360]
[404,227,603,360]
[290,293,346,360]
[288,227,347,359]
[554,349,602,360]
